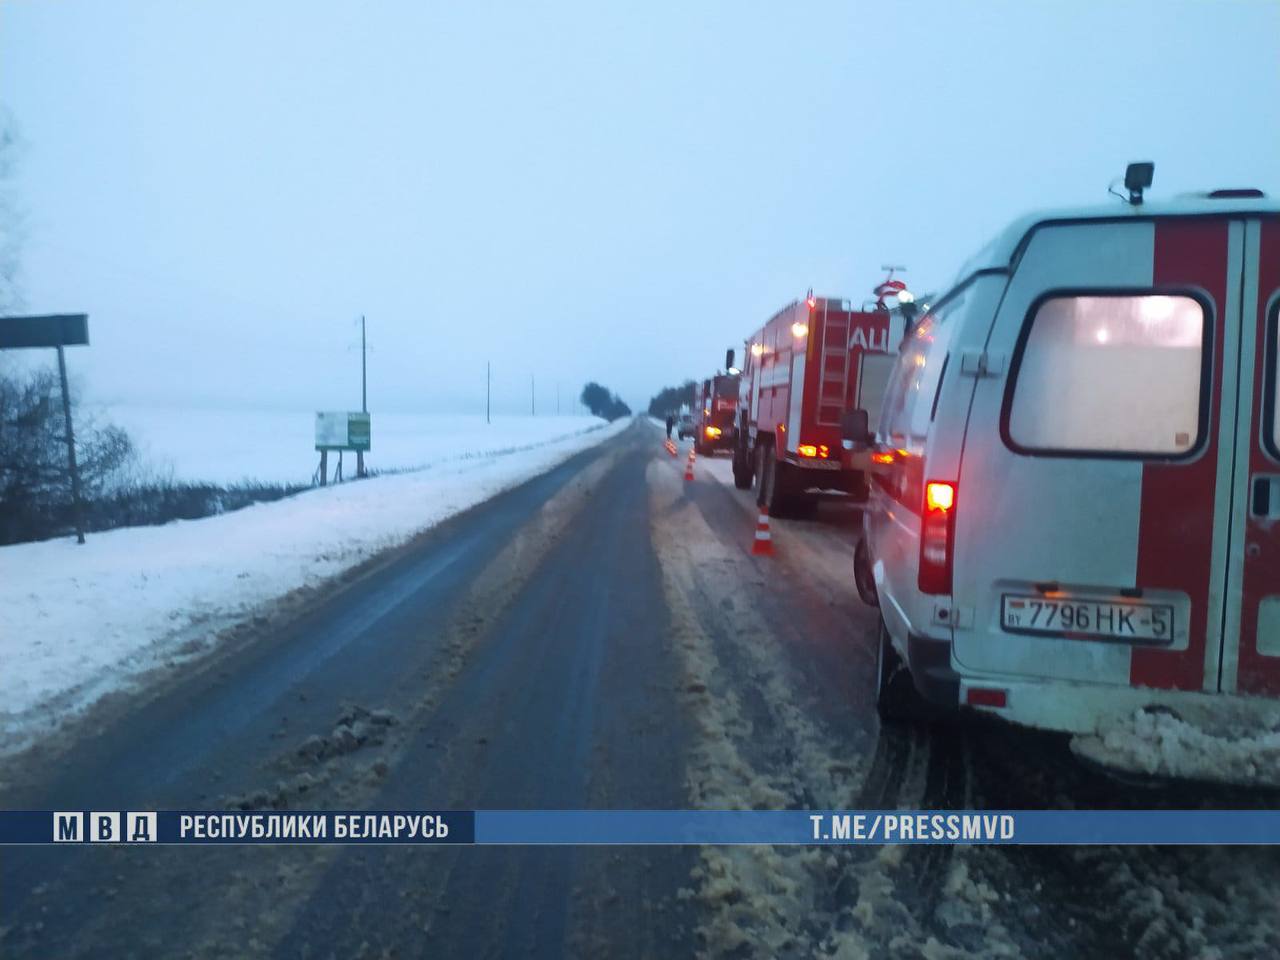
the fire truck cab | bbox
[733,296,902,515]
[852,179,1280,739]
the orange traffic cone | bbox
[684,449,695,482]
[665,438,677,457]
[751,505,774,556]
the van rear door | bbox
[1230,219,1280,696]
[951,217,1243,695]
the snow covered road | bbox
[0,414,626,754]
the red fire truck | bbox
[694,371,740,455]
[732,295,902,514]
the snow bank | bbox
[1072,705,1280,786]
[0,416,628,752]
[99,403,609,485]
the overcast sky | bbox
[2,0,1278,415]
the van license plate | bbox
[1000,595,1174,644]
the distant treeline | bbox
[580,382,631,421]
[646,381,696,418]
[0,366,305,545]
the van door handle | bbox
[1253,475,1280,518]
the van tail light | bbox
[919,480,956,594]
[966,687,1007,708]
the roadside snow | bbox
[0,416,628,753]
[99,404,609,485]
[1072,705,1280,787]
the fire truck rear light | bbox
[818,444,829,458]
[966,687,1007,708]
[705,426,721,438]
[797,444,818,457]
[871,451,895,465]
[791,322,809,338]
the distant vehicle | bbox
[851,170,1280,743]
[676,411,696,440]
[694,371,739,455]
[732,295,902,515]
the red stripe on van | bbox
[1235,219,1280,696]
[1131,219,1229,692]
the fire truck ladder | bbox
[815,299,850,425]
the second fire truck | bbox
[693,371,740,455]
[732,294,902,515]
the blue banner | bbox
[1,811,472,845]
[2,810,1279,845]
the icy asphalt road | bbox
[3,419,1280,958]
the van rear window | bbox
[1007,294,1206,456]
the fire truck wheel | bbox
[753,443,769,506]
[732,448,753,490]
[762,446,795,517]
[875,617,924,723]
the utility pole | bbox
[486,361,491,424]
[357,314,367,478]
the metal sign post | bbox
[357,314,367,479]
[0,314,90,544]
[55,345,86,543]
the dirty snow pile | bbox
[0,416,628,754]
[1072,705,1280,786]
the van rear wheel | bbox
[875,617,924,723]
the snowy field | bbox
[98,403,609,485]
[0,414,628,755]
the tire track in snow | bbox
[647,455,1022,959]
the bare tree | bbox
[0,368,135,543]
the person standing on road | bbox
[665,414,675,439]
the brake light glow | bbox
[919,480,956,594]
[871,451,895,465]
[797,444,818,457]
[925,481,954,512]
[705,426,722,438]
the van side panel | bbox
[867,274,1004,650]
